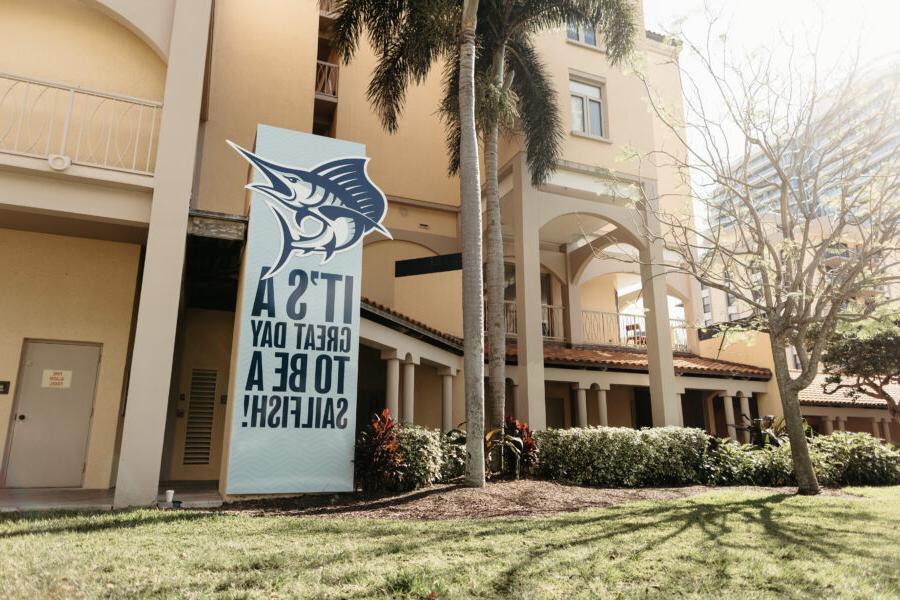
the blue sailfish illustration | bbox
[228,140,391,278]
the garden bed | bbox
[220,480,854,520]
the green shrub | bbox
[438,432,467,482]
[394,425,443,491]
[811,431,900,486]
[702,440,795,486]
[535,426,708,487]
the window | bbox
[702,296,712,314]
[569,80,604,137]
[566,20,598,46]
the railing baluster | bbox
[13,83,28,151]
[131,104,143,171]
[59,88,75,155]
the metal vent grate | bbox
[183,369,217,465]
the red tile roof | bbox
[798,373,897,409]
[513,342,772,379]
[359,299,772,380]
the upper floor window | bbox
[570,79,604,138]
[566,21,598,46]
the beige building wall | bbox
[699,333,783,416]
[195,0,320,216]
[0,228,139,488]
[0,0,165,99]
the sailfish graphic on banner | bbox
[228,141,391,277]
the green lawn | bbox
[1,487,898,599]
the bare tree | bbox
[629,24,900,494]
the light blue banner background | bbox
[226,124,364,494]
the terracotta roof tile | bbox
[511,342,772,379]
[798,373,897,409]
[358,299,772,380]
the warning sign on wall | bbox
[41,369,72,389]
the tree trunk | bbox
[484,46,506,436]
[459,1,485,487]
[770,335,820,495]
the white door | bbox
[3,341,100,488]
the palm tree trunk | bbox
[770,335,820,494]
[485,45,507,436]
[459,0,485,487]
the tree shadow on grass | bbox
[0,509,215,540]
[486,493,895,596]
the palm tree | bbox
[441,0,637,432]
[332,0,486,487]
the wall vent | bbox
[183,369,217,465]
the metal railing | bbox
[0,73,162,175]
[582,310,690,352]
[497,301,565,341]
[315,61,339,99]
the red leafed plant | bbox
[354,408,406,495]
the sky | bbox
[644,0,900,69]
[641,0,899,211]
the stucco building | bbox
[2,0,787,508]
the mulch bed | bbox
[217,480,856,520]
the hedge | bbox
[535,427,709,487]
[538,427,900,488]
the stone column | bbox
[566,282,584,345]
[882,418,893,443]
[836,416,847,431]
[872,417,882,438]
[384,355,400,418]
[822,417,834,435]
[114,0,213,509]
[597,388,609,427]
[512,156,546,430]
[704,394,716,436]
[575,387,588,428]
[739,395,751,443]
[722,395,738,442]
[440,368,454,433]
[637,188,681,427]
[402,360,416,424]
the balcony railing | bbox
[315,61,339,100]
[582,310,690,352]
[0,73,161,175]
[498,301,566,341]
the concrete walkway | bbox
[0,481,222,512]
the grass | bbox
[0,487,898,599]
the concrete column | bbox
[114,0,212,509]
[837,416,847,431]
[739,395,751,443]
[597,388,608,427]
[402,361,415,424]
[882,418,893,443]
[512,156,546,430]
[511,382,524,421]
[566,282,584,345]
[722,396,738,442]
[637,199,681,427]
[575,387,588,428]
[704,394,716,436]
[384,357,400,418]
[872,417,882,438]
[440,369,453,433]
[823,417,834,435]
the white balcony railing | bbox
[582,310,690,352]
[315,61,339,100]
[0,73,162,175]
[498,301,565,341]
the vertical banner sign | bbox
[225,125,389,494]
